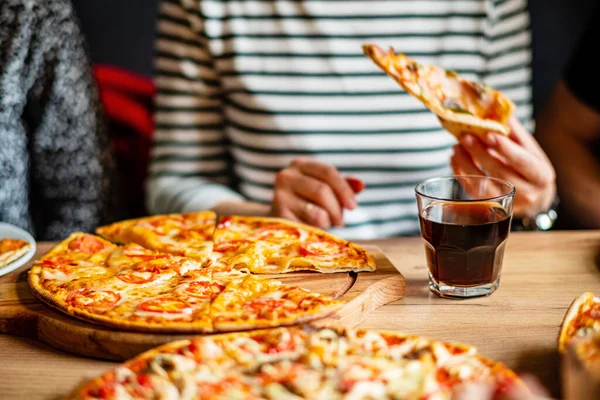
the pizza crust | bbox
[362,44,515,138]
[558,292,598,353]
[0,240,32,268]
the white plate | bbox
[0,222,36,277]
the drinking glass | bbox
[415,176,515,299]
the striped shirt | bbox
[146,0,533,240]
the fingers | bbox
[450,145,484,176]
[291,158,357,209]
[451,146,504,199]
[481,133,554,187]
[274,168,344,227]
[271,186,333,229]
[459,134,524,183]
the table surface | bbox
[1,230,600,399]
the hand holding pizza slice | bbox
[362,44,515,139]
[363,43,556,220]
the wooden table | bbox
[1,230,600,399]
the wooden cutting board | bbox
[0,242,405,361]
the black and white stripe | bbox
[147,0,533,239]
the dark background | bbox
[71,0,597,117]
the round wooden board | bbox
[0,244,405,361]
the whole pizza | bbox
[69,325,529,400]
[28,213,376,332]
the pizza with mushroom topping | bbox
[68,326,530,400]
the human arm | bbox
[145,0,266,217]
[535,4,600,229]
[535,81,600,228]
[451,1,556,220]
[24,0,120,240]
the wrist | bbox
[513,195,560,231]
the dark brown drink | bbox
[419,201,511,287]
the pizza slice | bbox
[210,272,344,332]
[29,233,214,333]
[211,216,376,274]
[0,237,33,268]
[559,292,600,354]
[95,211,217,260]
[362,44,515,139]
[562,334,600,400]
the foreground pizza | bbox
[0,237,32,268]
[28,233,343,333]
[69,326,529,400]
[558,292,600,353]
[362,44,515,139]
[96,213,376,274]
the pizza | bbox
[95,211,216,260]
[362,44,515,139]
[210,216,376,274]
[0,237,33,268]
[96,214,376,274]
[561,334,600,400]
[558,292,600,354]
[68,325,529,400]
[28,232,344,333]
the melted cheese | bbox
[134,310,192,320]
[344,381,387,400]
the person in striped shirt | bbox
[146,0,556,240]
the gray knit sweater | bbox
[0,0,119,240]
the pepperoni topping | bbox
[68,236,106,253]
[136,374,153,389]
[299,240,345,256]
[382,334,407,347]
[213,240,252,253]
[84,380,116,399]
[116,264,161,284]
[67,289,121,309]
[257,226,301,241]
[42,258,79,267]
[137,297,192,314]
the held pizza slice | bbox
[95,211,217,260]
[211,216,376,274]
[558,292,600,354]
[362,44,515,139]
[0,237,33,268]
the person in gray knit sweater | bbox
[0,0,121,240]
